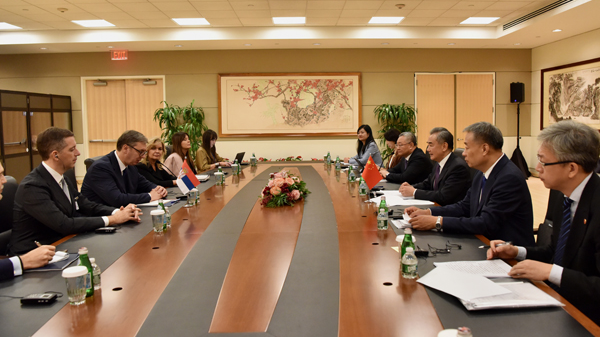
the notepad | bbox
[460,281,564,310]
[25,253,79,272]
[433,259,512,278]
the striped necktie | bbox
[554,197,574,266]
[433,164,441,190]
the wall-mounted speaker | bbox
[510,82,525,103]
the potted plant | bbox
[153,100,208,161]
[373,103,417,158]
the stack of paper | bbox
[418,260,564,310]
[391,212,412,229]
[369,190,434,207]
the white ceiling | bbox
[0,0,598,53]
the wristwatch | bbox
[435,216,442,232]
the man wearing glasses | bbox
[82,130,168,207]
[379,131,432,184]
[487,120,600,325]
[9,128,141,255]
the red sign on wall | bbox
[111,50,128,60]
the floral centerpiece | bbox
[260,170,310,207]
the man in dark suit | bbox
[488,120,600,325]
[81,130,168,207]
[379,132,432,185]
[399,127,471,206]
[8,128,141,255]
[0,162,55,281]
[406,122,534,247]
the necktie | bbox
[433,164,441,190]
[554,197,574,266]
[404,158,408,170]
[60,177,71,202]
[122,167,130,192]
[478,175,487,204]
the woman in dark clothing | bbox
[136,137,177,188]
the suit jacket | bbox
[527,174,600,325]
[81,152,156,207]
[386,147,433,184]
[0,259,15,281]
[413,152,471,206]
[8,164,115,255]
[136,162,176,188]
[431,155,535,247]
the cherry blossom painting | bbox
[541,57,600,129]
[219,73,361,136]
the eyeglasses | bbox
[128,144,148,157]
[537,155,572,167]
[426,241,462,257]
[396,143,409,148]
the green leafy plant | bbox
[373,103,417,158]
[153,100,208,161]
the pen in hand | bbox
[496,241,513,247]
[35,241,42,247]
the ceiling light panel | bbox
[172,18,210,26]
[272,17,306,24]
[369,17,404,24]
[0,22,22,29]
[460,17,499,24]
[72,20,115,27]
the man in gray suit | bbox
[9,127,140,255]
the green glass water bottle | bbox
[377,196,389,230]
[78,247,94,297]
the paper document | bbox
[50,251,69,264]
[137,199,178,207]
[391,219,411,229]
[460,281,564,310]
[196,175,210,182]
[369,190,434,207]
[433,259,512,278]
[418,267,511,301]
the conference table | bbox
[0,163,599,337]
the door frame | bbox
[80,75,166,166]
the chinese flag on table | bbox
[176,161,201,194]
[361,155,382,190]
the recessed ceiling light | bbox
[172,18,210,26]
[174,44,183,47]
[448,43,456,45]
[313,43,321,46]
[72,20,114,28]
[0,22,22,29]
[40,47,47,50]
[108,46,113,48]
[460,17,499,24]
[381,42,389,45]
[552,29,562,32]
[273,17,305,24]
[244,43,252,46]
[514,43,521,46]
[369,17,404,24]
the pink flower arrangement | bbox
[260,170,311,207]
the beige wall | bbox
[528,28,600,168]
[0,48,532,176]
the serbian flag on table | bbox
[176,161,201,194]
[361,155,382,190]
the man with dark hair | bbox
[488,120,600,325]
[0,162,56,280]
[399,127,471,206]
[406,121,534,246]
[82,130,168,207]
[379,131,432,184]
[8,127,141,255]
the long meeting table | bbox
[0,163,599,337]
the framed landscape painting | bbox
[541,57,600,129]
[219,73,361,137]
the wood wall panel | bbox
[456,74,494,148]
[2,110,27,155]
[86,80,126,158]
[125,79,163,140]
[30,112,52,151]
[416,74,455,148]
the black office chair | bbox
[84,156,104,171]
[454,148,478,180]
[0,176,18,255]
[165,145,173,158]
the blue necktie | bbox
[478,175,487,204]
[554,197,574,266]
